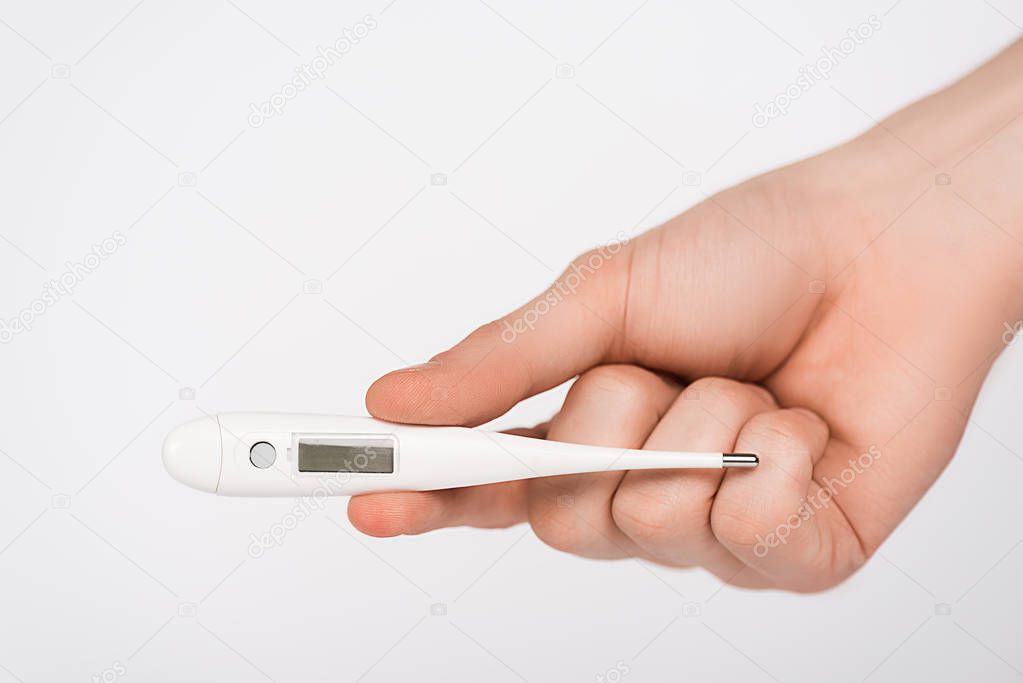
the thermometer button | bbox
[249,441,276,469]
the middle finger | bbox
[526,364,680,559]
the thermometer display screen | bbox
[297,438,395,473]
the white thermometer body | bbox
[162,413,757,497]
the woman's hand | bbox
[348,40,1023,591]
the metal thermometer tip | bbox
[722,453,759,468]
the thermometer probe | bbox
[162,413,758,496]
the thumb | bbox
[366,242,632,426]
[369,194,820,427]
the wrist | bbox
[820,40,1023,303]
[877,39,1023,168]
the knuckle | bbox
[744,411,802,445]
[739,410,822,470]
[527,496,594,554]
[611,484,693,544]
[475,319,503,340]
[571,365,668,416]
[709,506,767,551]
[555,243,631,301]
[566,244,626,279]
[575,364,649,393]
[686,376,743,398]
[458,319,504,347]
[685,376,752,411]
[682,378,774,427]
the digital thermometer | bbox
[162,413,758,496]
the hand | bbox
[348,41,1023,591]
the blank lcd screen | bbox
[298,439,395,473]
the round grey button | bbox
[249,441,276,469]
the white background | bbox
[1,0,1022,681]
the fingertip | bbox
[365,358,512,427]
[347,494,406,537]
[365,365,437,424]
[348,491,449,537]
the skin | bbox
[348,40,1023,592]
